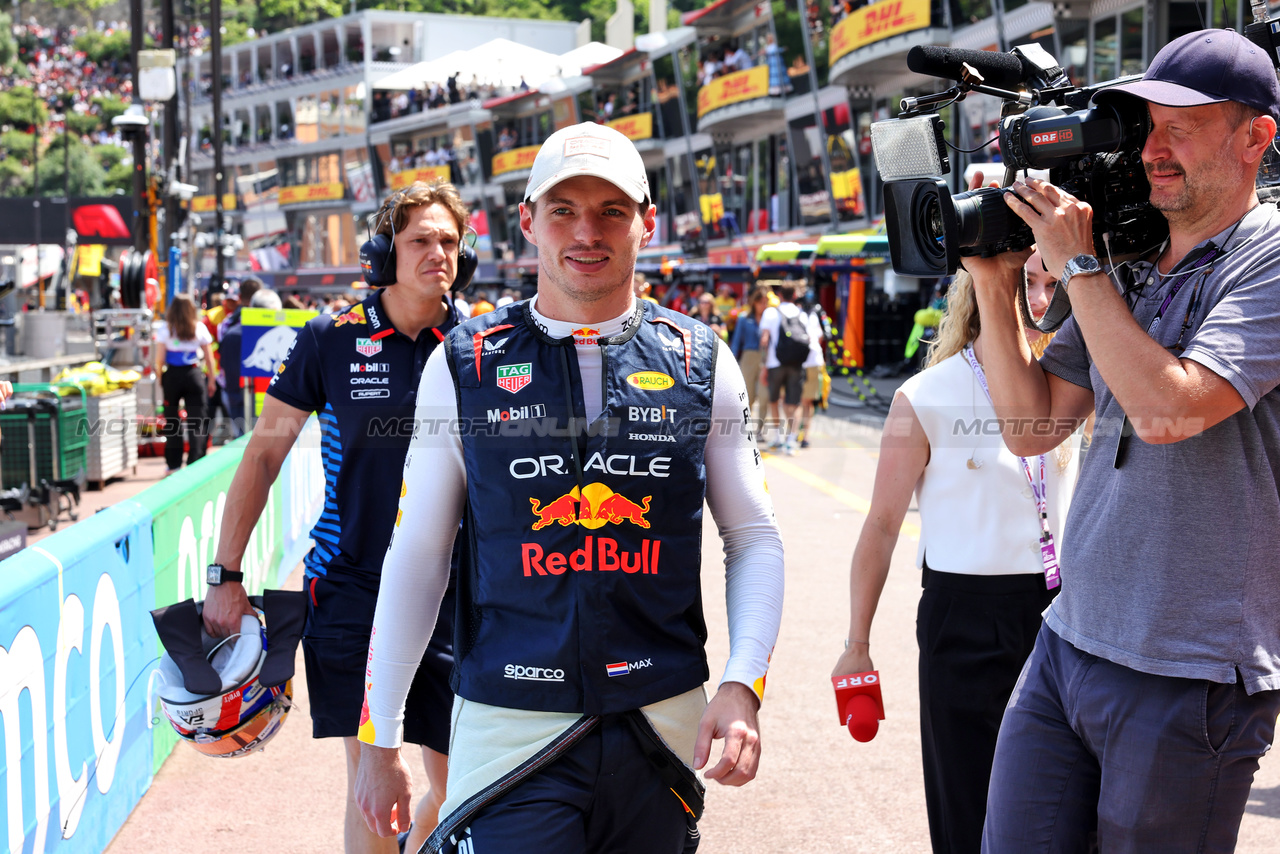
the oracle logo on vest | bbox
[509,453,672,479]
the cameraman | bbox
[967,30,1280,851]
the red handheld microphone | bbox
[832,670,884,743]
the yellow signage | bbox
[74,244,106,277]
[831,168,864,217]
[278,182,346,206]
[626,371,674,391]
[189,193,237,212]
[830,0,932,64]
[389,166,451,190]
[697,66,770,118]
[700,193,725,224]
[607,113,654,142]
[492,145,541,177]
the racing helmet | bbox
[155,608,293,758]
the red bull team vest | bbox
[444,299,717,714]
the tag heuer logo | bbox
[355,338,382,357]
[497,363,532,394]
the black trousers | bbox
[459,714,693,854]
[161,364,210,471]
[916,565,1057,854]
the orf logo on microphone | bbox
[1031,129,1074,146]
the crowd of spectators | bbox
[696,33,797,96]
[371,73,520,124]
[4,21,140,149]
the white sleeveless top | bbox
[899,352,1078,576]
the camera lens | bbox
[953,187,1019,247]
[915,194,947,263]
[925,197,945,240]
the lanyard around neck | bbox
[962,347,1050,529]
[1146,242,1221,336]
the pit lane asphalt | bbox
[107,409,1280,853]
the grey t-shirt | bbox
[1040,203,1280,694]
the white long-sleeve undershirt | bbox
[361,297,784,748]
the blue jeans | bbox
[222,386,245,438]
[983,624,1280,853]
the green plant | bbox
[0,129,38,159]
[0,156,32,197]
[66,111,102,138]
[91,95,129,129]
[104,159,133,195]
[95,144,127,171]
[0,86,49,131]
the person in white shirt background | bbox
[830,251,1076,854]
[758,283,808,454]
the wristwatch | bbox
[206,563,244,586]
[1061,253,1102,290]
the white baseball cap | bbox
[524,122,651,206]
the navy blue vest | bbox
[444,299,718,714]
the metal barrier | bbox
[0,418,324,853]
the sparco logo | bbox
[487,404,547,423]
[504,664,566,682]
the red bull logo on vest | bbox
[529,483,652,530]
[521,537,662,576]
[335,304,368,327]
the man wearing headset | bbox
[203,181,473,854]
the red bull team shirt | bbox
[266,288,458,580]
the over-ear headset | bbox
[359,189,478,292]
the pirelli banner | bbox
[830,0,932,65]
[697,65,770,118]
[607,113,654,142]
[277,181,346,207]
[390,166,451,190]
[491,145,540,178]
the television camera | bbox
[872,4,1280,329]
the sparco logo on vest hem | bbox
[498,363,532,393]
[504,664,567,682]
[522,537,662,576]
[627,371,674,391]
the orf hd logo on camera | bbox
[1031,128,1074,146]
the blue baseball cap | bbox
[1097,29,1280,121]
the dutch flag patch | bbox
[605,662,630,677]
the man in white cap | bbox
[354,122,785,853]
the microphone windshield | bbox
[907,45,1027,90]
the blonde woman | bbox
[155,294,217,473]
[830,251,1077,854]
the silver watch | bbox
[1061,253,1102,289]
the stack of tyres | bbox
[0,383,89,530]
